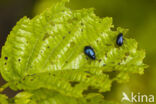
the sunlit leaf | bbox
[0,0,147,103]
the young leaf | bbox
[0,94,8,104]
[0,0,147,102]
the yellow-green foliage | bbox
[0,94,8,104]
[0,0,146,103]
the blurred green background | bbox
[0,0,156,103]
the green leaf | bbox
[14,92,33,104]
[14,89,117,104]
[0,94,8,104]
[9,70,112,97]
[0,0,147,103]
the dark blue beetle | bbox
[116,33,123,46]
[84,46,96,60]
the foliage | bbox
[0,0,146,103]
[0,94,8,104]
